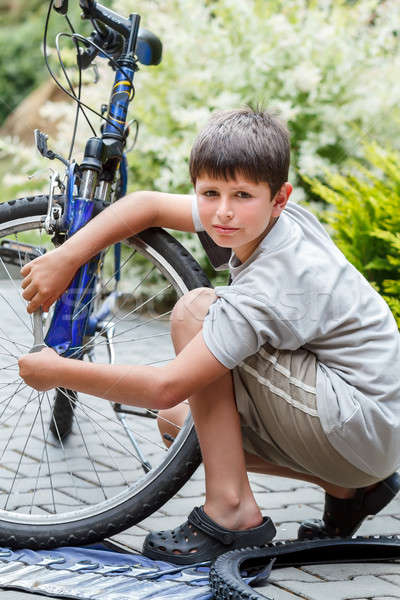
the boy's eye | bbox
[203,190,218,197]
[237,191,251,198]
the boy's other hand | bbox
[20,247,78,313]
[18,347,62,391]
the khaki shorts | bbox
[233,343,381,488]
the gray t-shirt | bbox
[192,196,400,478]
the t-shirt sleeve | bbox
[202,286,303,369]
[191,194,205,232]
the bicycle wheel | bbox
[0,194,211,549]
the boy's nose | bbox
[216,201,234,221]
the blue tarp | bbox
[0,544,213,599]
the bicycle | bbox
[0,0,210,549]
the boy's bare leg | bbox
[169,288,262,530]
[166,288,364,533]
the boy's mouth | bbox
[213,225,240,233]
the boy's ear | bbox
[272,182,292,215]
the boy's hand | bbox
[21,248,78,313]
[18,347,63,391]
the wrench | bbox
[0,555,65,585]
[29,310,46,353]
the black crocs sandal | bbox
[298,472,400,540]
[142,506,276,565]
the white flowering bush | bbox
[115,0,400,202]
[1,0,399,283]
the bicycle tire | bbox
[210,547,271,600]
[49,388,77,440]
[0,194,211,549]
[210,535,400,599]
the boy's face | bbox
[195,174,292,263]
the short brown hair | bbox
[189,107,290,198]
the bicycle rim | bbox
[0,196,209,547]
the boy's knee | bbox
[170,287,216,330]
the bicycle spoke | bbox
[0,378,21,390]
[44,390,80,503]
[4,388,40,510]
[0,329,24,359]
[0,332,30,350]
[0,292,32,336]
[88,309,172,347]
[73,262,158,344]
[0,255,29,315]
[0,380,27,414]
[72,268,101,320]
[0,385,31,466]
[0,362,20,371]
[55,388,108,501]
[13,232,35,332]
[60,389,165,463]
[56,387,130,489]
[0,389,37,428]
[73,248,137,320]
[32,391,57,515]
[84,331,171,352]
[70,392,169,453]
[68,283,173,359]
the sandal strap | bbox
[188,506,235,545]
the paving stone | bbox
[275,521,300,540]
[302,563,400,580]
[253,488,324,508]
[263,505,321,523]
[255,584,305,599]
[378,573,400,585]
[356,515,400,536]
[278,575,400,599]
[375,496,400,516]
[176,478,206,498]
[250,474,317,492]
[136,514,185,532]
[160,496,205,516]
[269,567,322,583]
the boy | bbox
[19,108,400,565]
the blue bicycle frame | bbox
[45,43,134,357]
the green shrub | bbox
[305,143,400,326]
[0,18,44,124]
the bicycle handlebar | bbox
[54,0,162,67]
[80,0,132,40]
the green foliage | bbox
[0,16,44,123]
[305,142,400,326]
[0,1,90,124]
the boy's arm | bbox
[18,331,229,409]
[21,191,195,313]
[60,191,196,261]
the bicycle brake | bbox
[34,130,69,168]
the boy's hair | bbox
[189,107,290,198]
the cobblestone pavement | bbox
[0,270,399,600]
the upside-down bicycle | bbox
[0,0,209,549]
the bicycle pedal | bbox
[0,240,46,267]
